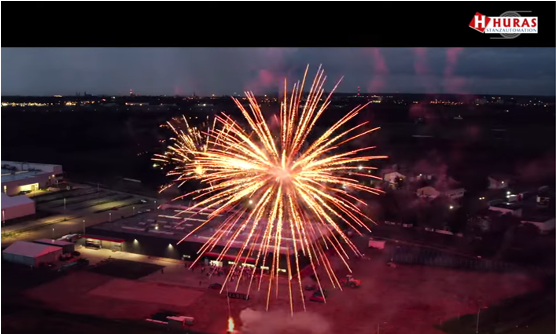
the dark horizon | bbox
[2,92,555,98]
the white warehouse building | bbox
[1,161,63,221]
[1,161,63,196]
[1,192,35,221]
[3,241,63,267]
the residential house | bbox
[408,173,434,183]
[417,185,466,200]
[384,171,406,184]
[383,172,406,189]
[488,174,512,190]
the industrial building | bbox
[3,240,63,267]
[33,238,76,254]
[1,161,63,221]
[1,192,36,221]
[83,204,329,274]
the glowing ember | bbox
[170,65,387,313]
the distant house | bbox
[521,216,555,234]
[408,173,434,182]
[125,102,150,107]
[489,202,523,217]
[417,185,466,200]
[417,186,440,199]
[384,172,406,184]
[488,174,512,190]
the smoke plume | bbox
[239,308,332,334]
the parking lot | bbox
[1,185,158,245]
[35,187,150,216]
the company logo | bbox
[469,11,538,39]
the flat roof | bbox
[34,238,75,247]
[82,234,125,243]
[1,161,62,184]
[1,170,47,183]
[91,204,332,255]
[3,240,62,258]
[1,192,34,209]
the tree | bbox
[447,208,467,234]
[395,177,405,190]
[512,223,541,249]
[491,213,521,260]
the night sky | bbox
[2,47,554,96]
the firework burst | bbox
[153,115,215,192]
[175,65,387,314]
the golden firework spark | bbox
[153,115,215,192]
[176,65,387,314]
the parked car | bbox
[208,283,222,290]
[72,251,81,257]
[309,294,326,303]
[312,289,328,298]
[304,284,317,291]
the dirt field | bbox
[89,278,204,307]
[21,253,541,334]
[299,255,540,334]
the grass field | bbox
[437,289,555,334]
[88,258,163,280]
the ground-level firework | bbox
[166,65,387,313]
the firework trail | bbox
[153,115,215,193]
[175,65,387,314]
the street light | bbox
[476,306,488,333]
[52,228,55,240]
[133,206,135,215]
[109,212,112,222]
[2,210,5,228]
[82,220,86,234]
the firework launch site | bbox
[3,238,545,334]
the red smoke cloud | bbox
[515,153,556,184]
[443,48,466,95]
[367,48,388,93]
[413,48,434,94]
[244,48,296,94]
